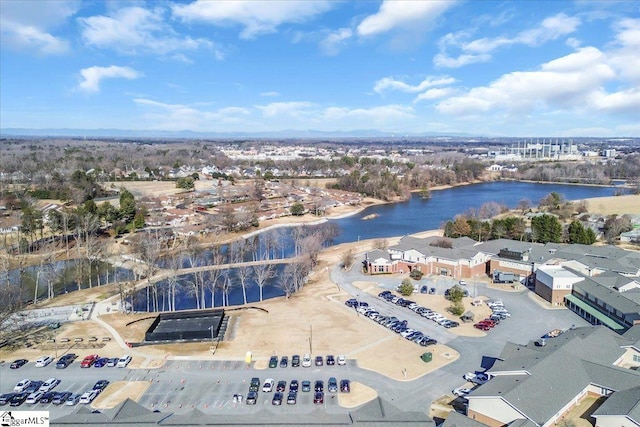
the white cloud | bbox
[357,0,455,37]
[414,87,456,103]
[172,0,333,39]
[260,91,281,97]
[435,47,630,116]
[607,18,640,84]
[436,13,581,68]
[133,98,251,130]
[320,28,353,56]
[374,76,456,94]
[78,66,142,93]
[255,102,317,118]
[0,0,78,55]
[79,6,219,58]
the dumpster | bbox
[245,351,252,364]
[421,352,432,363]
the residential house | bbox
[466,326,640,427]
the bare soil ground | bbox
[555,395,604,427]
[338,382,378,408]
[92,381,150,409]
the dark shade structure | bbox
[145,309,225,343]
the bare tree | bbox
[341,249,355,270]
[253,261,275,302]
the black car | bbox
[291,355,300,367]
[289,380,299,392]
[429,287,436,294]
[313,392,324,404]
[56,353,77,369]
[268,356,278,368]
[276,380,286,392]
[93,380,110,392]
[287,391,297,405]
[279,356,288,368]
[24,382,43,394]
[344,298,358,307]
[52,391,72,405]
[40,391,56,404]
[10,359,28,369]
[271,392,283,406]
[314,380,324,393]
[326,355,335,365]
[246,391,258,405]
[0,393,15,405]
[249,377,260,392]
[315,356,323,366]
[340,379,351,393]
[9,393,28,407]
[420,286,428,293]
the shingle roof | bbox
[443,411,489,427]
[592,386,640,423]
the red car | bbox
[481,319,496,327]
[80,354,99,368]
[474,323,491,331]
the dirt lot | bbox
[338,382,377,408]
[573,194,640,216]
[93,381,150,409]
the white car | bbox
[302,354,312,368]
[14,379,31,392]
[463,372,477,381]
[452,387,473,397]
[35,356,54,367]
[26,391,44,404]
[39,378,60,392]
[116,355,132,368]
[337,355,346,366]
[472,373,491,384]
[459,280,467,286]
[262,379,274,393]
[79,390,98,404]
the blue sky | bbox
[1,0,639,137]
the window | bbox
[633,354,640,363]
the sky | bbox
[1,0,639,137]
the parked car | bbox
[39,391,56,404]
[279,356,288,368]
[13,379,31,392]
[301,380,311,392]
[35,356,54,368]
[326,355,335,366]
[10,359,28,369]
[24,382,43,394]
[420,286,428,293]
[271,392,283,406]
[302,354,312,367]
[313,392,324,404]
[93,357,109,368]
[276,380,286,392]
[79,390,99,404]
[65,394,81,406]
[249,377,260,392]
[117,355,132,368]
[245,391,257,405]
[93,380,110,392]
[26,391,44,404]
[287,392,297,405]
[315,355,323,366]
[106,358,119,367]
[314,380,324,393]
[262,378,274,392]
[474,323,491,331]
[39,378,60,392]
[52,391,72,405]
[429,287,436,294]
[291,354,300,367]
[472,373,491,384]
[452,387,472,397]
[56,354,77,369]
[340,379,351,393]
[328,377,338,393]
[289,380,299,393]
[337,355,346,366]
[9,392,28,407]
[80,354,99,368]
[268,356,278,368]
[0,393,15,405]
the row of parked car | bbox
[245,377,350,406]
[268,354,346,368]
[347,297,437,347]
[378,291,460,329]
[1,378,109,407]
[473,300,511,331]
[8,353,132,370]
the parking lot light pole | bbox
[309,324,313,354]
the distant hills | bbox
[1,128,476,139]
